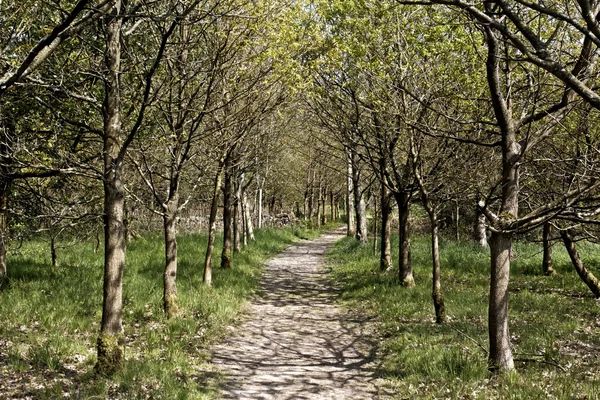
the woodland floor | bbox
[211,227,385,399]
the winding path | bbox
[211,228,381,399]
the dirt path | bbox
[211,228,381,399]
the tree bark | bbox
[50,234,57,268]
[380,184,393,271]
[475,209,488,247]
[488,232,515,371]
[316,179,322,227]
[330,190,335,221]
[203,162,224,286]
[221,152,233,269]
[321,185,327,225]
[352,151,367,242]
[346,150,355,236]
[431,217,445,323]
[542,222,555,276]
[485,21,518,372]
[96,0,125,375]
[243,189,255,241]
[373,191,378,256]
[0,180,9,276]
[308,185,314,220]
[257,175,263,228]
[163,196,179,318]
[560,230,600,298]
[233,175,241,253]
[455,202,460,241]
[395,191,414,287]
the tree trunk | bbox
[257,176,263,229]
[431,216,446,323]
[542,223,555,276]
[233,176,241,253]
[316,180,322,228]
[203,163,224,286]
[395,191,414,287]
[243,190,255,241]
[488,232,515,371]
[373,191,378,255]
[455,202,460,241]
[221,153,233,269]
[560,230,600,298]
[485,22,518,372]
[163,196,179,318]
[346,150,355,236]
[330,190,334,221]
[308,186,314,220]
[50,234,57,268]
[96,0,125,375]
[303,192,307,218]
[242,196,248,247]
[321,186,327,225]
[475,209,488,247]
[0,181,10,276]
[380,184,393,271]
[352,152,367,242]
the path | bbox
[211,228,380,399]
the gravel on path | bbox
[211,228,381,399]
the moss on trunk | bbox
[95,332,124,375]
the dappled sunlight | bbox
[211,229,382,399]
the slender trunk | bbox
[346,150,355,236]
[163,196,179,318]
[488,232,515,371]
[233,177,241,253]
[308,186,314,219]
[50,234,57,268]
[560,230,600,298]
[221,153,233,269]
[243,190,255,241]
[542,223,555,276]
[455,202,460,241]
[321,186,327,225]
[380,184,393,271]
[485,22,518,372]
[203,163,224,286]
[0,181,9,276]
[96,1,125,375]
[352,152,367,242]
[316,180,322,228]
[303,192,307,218]
[330,190,334,221]
[475,209,488,247]
[242,196,247,247]
[94,231,101,254]
[395,191,414,287]
[258,177,263,229]
[373,191,378,255]
[431,216,445,323]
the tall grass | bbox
[0,223,328,399]
[328,234,600,399]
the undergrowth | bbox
[0,222,331,399]
[328,234,600,399]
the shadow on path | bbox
[211,228,381,399]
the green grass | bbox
[327,234,600,399]
[0,222,331,399]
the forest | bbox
[1,0,600,398]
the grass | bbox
[327,234,600,399]
[0,221,330,399]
